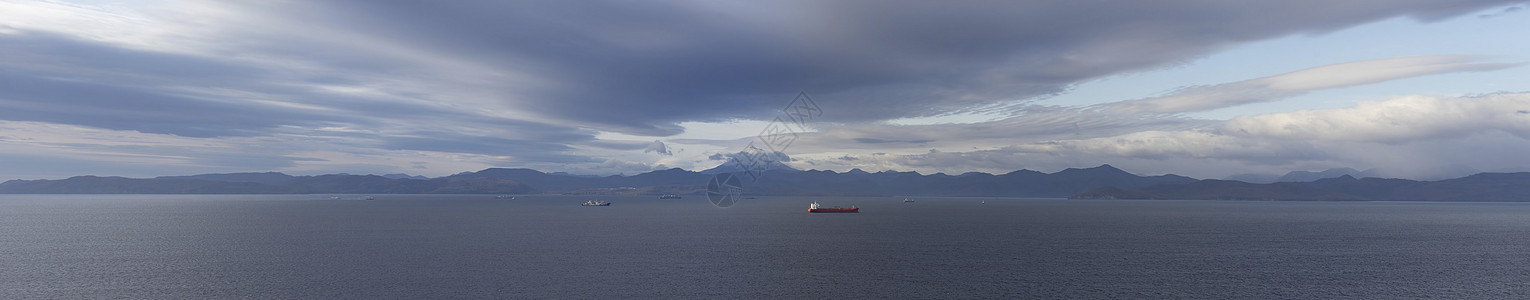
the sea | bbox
[3,195,1530,299]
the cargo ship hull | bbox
[808,202,857,213]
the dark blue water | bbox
[3,195,1530,299]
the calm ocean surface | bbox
[3,195,1530,299]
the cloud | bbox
[785,103,1215,156]
[794,92,1530,179]
[0,0,1525,179]
[0,120,307,179]
[1479,5,1524,18]
[789,49,1523,158]
[705,149,794,173]
[643,140,672,155]
[1106,55,1522,113]
[164,0,1528,135]
[380,133,582,162]
[829,130,1326,175]
[0,29,610,172]
[520,158,665,177]
[853,138,934,144]
[1010,131,1326,162]
[1226,92,1530,142]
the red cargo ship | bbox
[809,202,858,213]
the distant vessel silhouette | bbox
[581,200,610,206]
[809,202,858,213]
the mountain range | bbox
[1224,168,1372,184]
[0,164,1192,197]
[1075,173,1530,201]
[4,165,1529,201]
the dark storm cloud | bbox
[0,30,602,164]
[0,32,389,137]
[269,0,1521,136]
[0,72,314,138]
[0,32,267,86]
[3,0,1523,178]
[0,33,317,137]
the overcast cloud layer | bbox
[1,0,1528,180]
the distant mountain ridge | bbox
[1225,168,1379,184]
[744,164,1194,197]
[156,172,296,183]
[9,165,1530,201]
[0,164,1192,197]
[1075,173,1530,201]
[1275,168,1362,183]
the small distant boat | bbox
[581,200,611,206]
[659,194,682,199]
[364,196,374,200]
[329,196,342,200]
[981,200,986,204]
[903,198,914,203]
[809,202,858,213]
[495,195,515,200]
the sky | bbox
[2,0,1530,181]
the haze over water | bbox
[3,195,1528,298]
